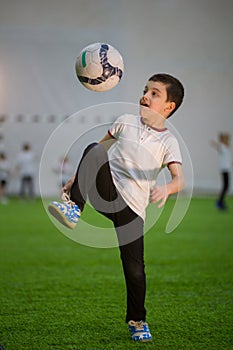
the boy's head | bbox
[146,73,184,118]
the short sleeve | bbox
[163,136,182,167]
[108,115,126,139]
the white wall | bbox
[0,0,233,196]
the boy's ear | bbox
[165,102,176,113]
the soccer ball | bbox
[75,43,124,92]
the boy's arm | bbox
[99,132,116,150]
[150,163,185,208]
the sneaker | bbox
[216,200,227,211]
[128,320,152,342]
[48,199,80,229]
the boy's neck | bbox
[140,106,167,130]
[148,117,166,129]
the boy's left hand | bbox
[150,186,168,208]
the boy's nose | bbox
[141,94,149,103]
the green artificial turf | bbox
[0,197,233,350]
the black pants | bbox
[218,171,229,205]
[70,143,146,322]
[20,175,34,199]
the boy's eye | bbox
[152,91,157,96]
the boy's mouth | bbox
[140,102,150,108]
[139,97,150,108]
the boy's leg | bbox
[70,143,97,211]
[115,211,146,323]
[51,142,147,326]
[70,142,119,213]
[115,211,152,341]
[49,142,121,228]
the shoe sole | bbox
[48,203,76,229]
[133,338,153,343]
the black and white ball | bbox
[75,43,124,92]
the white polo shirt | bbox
[108,114,182,220]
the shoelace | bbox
[61,192,76,207]
[129,320,146,330]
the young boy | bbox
[48,73,185,342]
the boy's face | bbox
[140,80,175,119]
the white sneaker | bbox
[128,320,153,342]
[48,198,80,229]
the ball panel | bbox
[83,75,120,92]
[107,46,124,70]
[81,51,87,68]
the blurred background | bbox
[0,0,232,197]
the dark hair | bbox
[149,73,184,117]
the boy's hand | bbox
[150,186,168,208]
[150,163,184,208]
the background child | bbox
[16,143,36,200]
[0,152,10,204]
[211,133,232,210]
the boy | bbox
[48,73,185,342]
